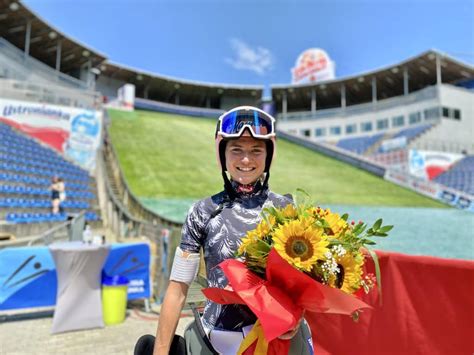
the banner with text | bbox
[0,98,102,171]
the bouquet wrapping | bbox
[203,196,393,354]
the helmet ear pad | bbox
[218,139,274,173]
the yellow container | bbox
[102,283,128,325]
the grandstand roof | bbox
[0,1,263,106]
[272,50,474,112]
[102,61,263,107]
[0,1,106,77]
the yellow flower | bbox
[329,251,364,294]
[255,215,276,238]
[273,219,329,272]
[238,236,252,255]
[281,204,298,219]
[324,212,348,237]
[311,206,327,218]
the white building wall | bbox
[276,85,473,149]
[410,85,474,153]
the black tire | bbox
[134,334,186,355]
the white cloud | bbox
[225,38,274,76]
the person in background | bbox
[49,176,61,214]
[58,177,66,214]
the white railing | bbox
[411,139,474,154]
[0,79,102,110]
[0,37,89,90]
[134,97,225,118]
[279,86,439,121]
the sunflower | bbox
[255,215,276,238]
[324,212,348,237]
[329,251,364,294]
[281,204,298,219]
[238,232,256,255]
[273,218,329,272]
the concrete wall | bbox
[96,76,127,98]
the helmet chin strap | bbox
[222,171,270,199]
[222,170,238,199]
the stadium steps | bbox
[364,132,396,156]
[103,138,127,204]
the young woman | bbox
[136,107,313,354]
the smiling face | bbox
[225,134,267,185]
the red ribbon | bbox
[203,249,371,354]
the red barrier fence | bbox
[313,251,474,354]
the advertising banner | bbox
[102,243,151,300]
[384,169,440,200]
[437,189,474,212]
[0,98,102,171]
[384,169,474,212]
[0,243,150,311]
[0,247,57,310]
[409,149,463,181]
[379,136,407,153]
[291,48,335,84]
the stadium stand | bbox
[391,123,433,141]
[374,123,433,154]
[336,133,385,154]
[434,155,474,195]
[0,122,100,232]
[336,124,432,155]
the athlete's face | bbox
[225,134,267,185]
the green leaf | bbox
[367,249,383,306]
[373,232,388,237]
[379,225,394,233]
[294,188,311,207]
[320,219,330,228]
[353,223,366,235]
[373,218,382,231]
[361,239,376,245]
[341,213,349,221]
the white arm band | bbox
[169,247,200,285]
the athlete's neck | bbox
[231,179,262,195]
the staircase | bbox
[364,132,396,156]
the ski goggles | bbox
[217,106,275,139]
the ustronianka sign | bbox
[0,98,102,171]
[292,48,335,84]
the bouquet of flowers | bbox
[203,192,393,354]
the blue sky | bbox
[24,0,474,89]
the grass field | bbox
[108,109,445,208]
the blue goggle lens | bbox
[221,110,273,136]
